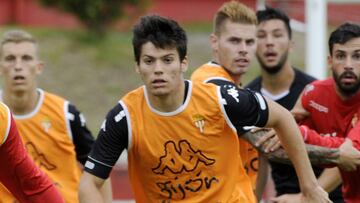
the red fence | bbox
[2,0,357,30]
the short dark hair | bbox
[328,22,360,55]
[257,6,292,39]
[132,15,187,65]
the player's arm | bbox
[67,104,112,202]
[255,155,269,200]
[220,86,330,202]
[291,91,311,122]
[79,103,129,203]
[242,123,360,171]
[291,88,347,148]
[67,103,95,165]
[242,130,338,165]
[318,167,342,193]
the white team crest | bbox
[304,84,314,95]
[42,118,51,133]
[193,114,205,133]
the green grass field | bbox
[0,24,306,134]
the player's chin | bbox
[150,88,171,97]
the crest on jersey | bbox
[304,84,315,95]
[42,118,51,133]
[193,114,205,133]
[351,113,358,128]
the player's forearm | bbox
[317,168,342,193]
[255,155,269,200]
[301,125,345,148]
[270,108,318,191]
[243,130,340,165]
[99,179,113,203]
[79,173,105,203]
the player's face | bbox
[211,20,257,77]
[136,42,188,97]
[0,42,43,93]
[330,37,360,96]
[256,19,292,74]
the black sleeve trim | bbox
[84,103,128,179]
[68,104,95,165]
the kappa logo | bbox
[193,114,205,133]
[304,84,315,95]
[152,140,215,174]
[226,86,239,103]
[152,140,219,200]
[26,142,56,170]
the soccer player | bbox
[282,22,360,203]
[246,7,343,202]
[0,101,64,202]
[191,1,261,197]
[0,30,111,202]
[79,15,331,203]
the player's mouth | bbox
[13,75,26,84]
[152,79,167,88]
[234,58,249,67]
[264,51,278,62]
[340,72,358,84]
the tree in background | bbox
[38,0,149,37]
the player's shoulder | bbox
[0,102,11,145]
[303,78,333,97]
[42,89,67,102]
[0,101,9,114]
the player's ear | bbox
[180,56,188,73]
[135,63,140,74]
[289,40,295,53]
[36,60,44,74]
[327,55,333,71]
[210,33,219,52]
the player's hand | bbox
[270,193,302,203]
[252,128,281,153]
[291,107,310,122]
[301,186,332,203]
[338,138,360,171]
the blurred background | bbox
[0,0,359,202]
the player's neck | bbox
[335,86,360,101]
[147,80,186,112]
[3,88,40,115]
[261,62,294,95]
[230,75,242,87]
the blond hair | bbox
[0,30,38,56]
[214,1,257,35]
[1,30,37,46]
